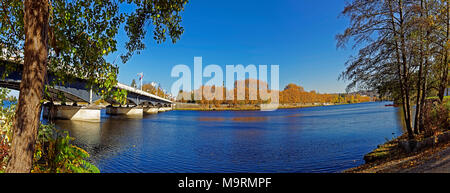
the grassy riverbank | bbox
[346,138,450,173]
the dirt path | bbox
[396,147,450,173]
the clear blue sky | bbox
[111,0,355,94]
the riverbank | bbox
[345,98,450,173]
[345,140,450,173]
[174,102,370,111]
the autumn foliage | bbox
[142,83,170,99]
[176,80,372,105]
[279,83,371,104]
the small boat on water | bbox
[385,104,398,107]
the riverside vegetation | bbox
[175,81,374,110]
[0,88,99,173]
[357,97,449,165]
[337,0,449,171]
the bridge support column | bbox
[43,105,101,122]
[158,104,173,112]
[106,106,143,117]
[143,107,158,114]
[158,107,166,112]
[158,107,173,112]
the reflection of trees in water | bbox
[396,107,408,134]
[55,120,101,147]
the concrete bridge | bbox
[0,59,173,122]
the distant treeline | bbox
[142,83,170,99]
[279,83,372,104]
[176,79,373,105]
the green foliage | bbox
[97,70,128,105]
[121,0,188,63]
[131,79,137,88]
[0,88,16,172]
[32,124,100,173]
[0,88,16,136]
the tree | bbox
[131,79,137,88]
[1,0,188,173]
[436,0,449,102]
[337,0,449,139]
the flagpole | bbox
[137,72,143,91]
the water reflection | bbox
[55,120,101,146]
[54,102,404,173]
[55,115,145,165]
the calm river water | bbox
[54,101,404,173]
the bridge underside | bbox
[110,91,172,107]
[1,60,173,121]
[0,63,172,107]
[0,75,102,104]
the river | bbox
[54,101,404,173]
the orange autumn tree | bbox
[177,81,373,105]
[279,83,372,104]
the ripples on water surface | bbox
[55,102,404,173]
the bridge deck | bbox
[0,59,173,106]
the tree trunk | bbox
[414,0,426,135]
[388,0,414,139]
[398,0,414,137]
[419,59,428,133]
[6,0,49,173]
[438,1,449,102]
[414,56,423,135]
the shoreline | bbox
[346,97,449,173]
[345,140,450,173]
[345,130,450,173]
[174,101,379,111]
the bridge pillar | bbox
[43,105,101,122]
[106,106,143,117]
[158,106,173,112]
[158,107,167,112]
[143,107,158,114]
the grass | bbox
[363,140,402,163]
[425,95,450,109]
[426,95,450,100]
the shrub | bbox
[0,88,15,171]
[422,99,450,137]
[32,124,100,173]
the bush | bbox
[0,88,15,171]
[32,124,100,173]
[422,99,450,137]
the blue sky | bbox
[110,0,355,94]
